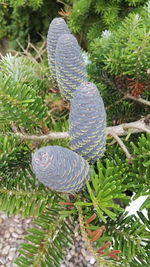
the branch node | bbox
[109,131,132,162]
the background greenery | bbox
[0,0,62,50]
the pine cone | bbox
[32,146,90,193]
[69,82,106,163]
[47,18,70,83]
[55,33,86,101]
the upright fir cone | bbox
[32,146,90,193]
[69,82,106,163]
[55,33,87,101]
[47,18,70,83]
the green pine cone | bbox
[69,82,106,163]
[32,145,90,193]
[55,33,87,101]
[47,18,70,83]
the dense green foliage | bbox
[1,0,149,50]
[15,208,74,266]
[0,0,62,49]
[0,1,150,266]
[87,1,150,126]
[65,0,147,45]
[0,53,149,267]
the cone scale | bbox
[55,33,86,101]
[32,146,90,193]
[47,18,69,83]
[69,82,106,163]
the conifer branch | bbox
[32,216,64,266]
[106,115,150,136]
[124,93,150,107]
[109,132,132,162]
[77,206,116,267]
[0,188,48,197]
[12,131,70,140]
[5,115,149,141]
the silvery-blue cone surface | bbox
[47,18,70,83]
[69,82,106,163]
[55,33,87,101]
[32,146,90,193]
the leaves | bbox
[15,208,74,267]
[107,211,150,267]
[0,74,48,131]
[0,135,30,175]
[0,168,58,217]
[128,134,150,194]
[0,54,42,84]
[90,9,150,80]
[83,160,129,222]
[0,10,149,267]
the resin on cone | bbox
[69,82,106,163]
[32,145,90,193]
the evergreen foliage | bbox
[15,208,74,266]
[87,1,150,125]
[89,8,150,80]
[0,122,149,266]
[0,136,30,176]
[0,74,48,131]
[106,211,150,267]
[0,0,62,49]
[127,133,150,200]
[0,3,150,266]
[66,0,148,45]
[0,53,42,83]
[75,133,150,224]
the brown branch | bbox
[106,115,150,136]
[124,93,150,107]
[124,125,150,134]
[77,206,115,267]
[3,115,150,141]
[106,116,149,159]
[12,131,70,141]
[109,132,132,162]
[10,122,19,134]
